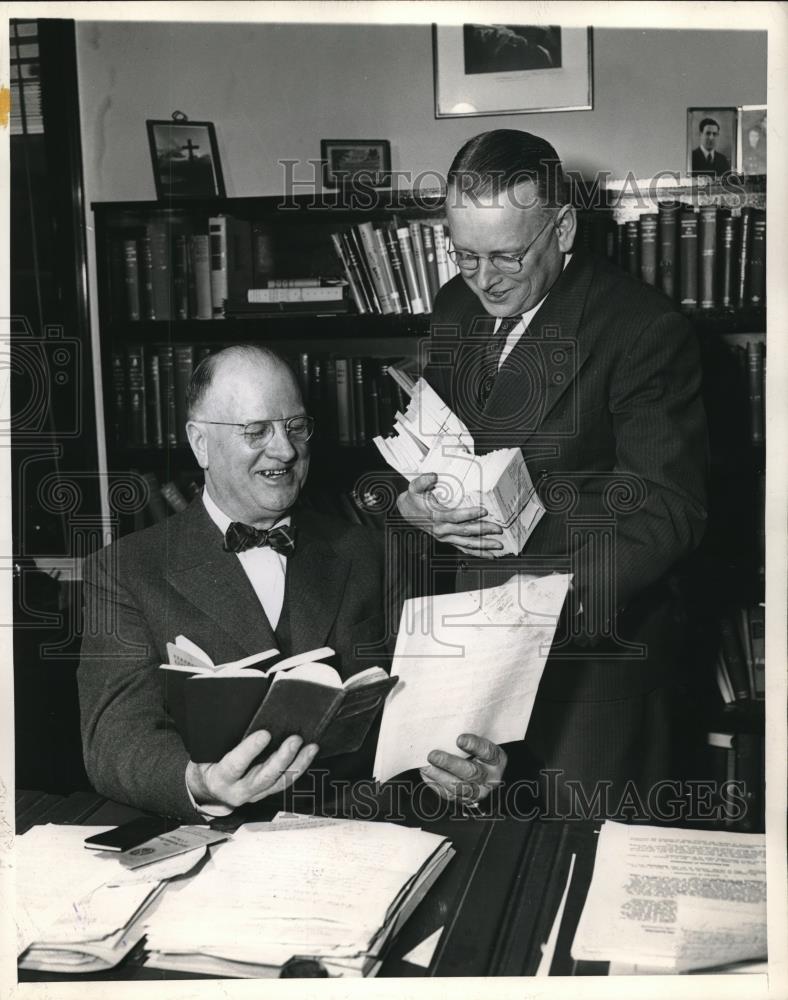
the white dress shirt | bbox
[494,253,572,367]
[202,488,289,630]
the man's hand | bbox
[420,733,507,804]
[397,473,503,557]
[185,730,319,812]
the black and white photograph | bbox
[3,3,786,998]
[687,106,737,177]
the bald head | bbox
[187,345,301,421]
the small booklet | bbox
[373,367,545,556]
[160,636,397,763]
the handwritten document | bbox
[572,821,766,971]
[373,573,571,784]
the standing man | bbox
[396,130,707,816]
[691,117,731,176]
[78,345,505,820]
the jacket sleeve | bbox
[77,545,201,821]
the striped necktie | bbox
[479,315,522,407]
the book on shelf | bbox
[748,209,766,306]
[746,340,765,447]
[396,226,425,314]
[352,358,367,445]
[718,209,738,309]
[330,233,367,313]
[717,605,765,705]
[736,206,752,309]
[356,221,396,314]
[382,225,412,315]
[420,223,441,304]
[189,233,213,320]
[246,285,346,304]
[126,344,147,446]
[122,238,141,321]
[110,349,126,445]
[173,344,194,446]
[160,480,190,514]
[251,221,275,285]
[718,614,751,702]
[160,637,396,764]
[679,208,699,310]
[173,233,190,320]
[409,221,432,312]
[210,214,253,317]
[638,212,658,286]
[658,201,680,300]
[145,349,164,448]
[158,345,178,447]
[374,227,404,314]
[698,205,718,310]
[433,222,451,286]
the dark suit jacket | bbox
[78,501,387,820]
[421,249,708,706]
[691,146,731,176]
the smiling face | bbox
[187,352,310,528]
[446,180,575,317]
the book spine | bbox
[657,202,679,300]
[409,221,432,312]
[353,359,367,445]
[173,234,190,320]
[142,471,168,523]
[297,351,310,401]
[251,222,275,285]
[122,238,141,321]
[148,221,172,320]
[736,207,752,309]
[209,215,228,317]
[719,615,750,701]
[748,209,766,306]
[190,235,213,319]
[266,278,342,288]
[749,604,765,698]
[377,361,395,430]
[420,223,441,303]
[383,226,412,314]
[732,732,762,832]
[373,227,403,313]
[145,349,164,448]
[138,229,155,320]
[679,209,699,310]
[309,358,324,428]
[226,217,253,309]
[348,229,380,313]
[110,349,126,445]
[356,222,394,314]
[747,340,765,447]
[624,219,639,278]
[174,344,195,445]
[158,345,178,447]
[366,371,381,439]
[160,480,190,513]
[330,232,367,313]
[335,358,353,446]
[719,210,738,309]
[126,344,147,445]
[639,213,658,286]
[324,357,338,440]
[247,287,345,303]
[396,226,425,314]
[433,222,451,287]
[698,205,717,310]
[614,221,625,270]
[756,472,765,588]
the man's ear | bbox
[555,204,577,253]
[186,420,209,470]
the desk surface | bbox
[16,789,606,980]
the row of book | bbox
[580,203,766,312]
[110,342,409,449]
[729,340,766,451]
[107,213,459,323]
[329,219,459,316]
[715,605,765,705]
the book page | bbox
[571,821,766,968]
[373,573,571,784]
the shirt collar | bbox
[494,252,572,334]
[202,487,291,534]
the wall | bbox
[75,22,767,201]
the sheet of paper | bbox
[373,573,571,784]
[535,853,576,976]
[571,822,766,967]
[673,896,767,971]
[402,926,443,968]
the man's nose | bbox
[264,423,298,461]
[476,257,501,289]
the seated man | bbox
[78,344,505,820]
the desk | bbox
[16,789,606,979]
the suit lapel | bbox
[165,500,278,657]
[286,509,351,652]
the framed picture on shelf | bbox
[433,24,592,117]
[321,139,391,189]
[686,107,737,178]
[737,105,766,176]
[146,118,226,199]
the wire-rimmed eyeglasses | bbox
[447,215,557,274]
[194,414,315,448]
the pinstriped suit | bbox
[420,249,708,808]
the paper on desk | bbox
[673,897,767,971]
[373,573,571,785]
[571,822,766,969]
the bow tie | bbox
[223,521,296,555]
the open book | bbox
[160,636,396,763]
[373,367,545,556]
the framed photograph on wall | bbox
[686,107,736,178]
[737,105,766,176]
[433,24,592,117]
[146,118,226,199]
[321,139,391,188]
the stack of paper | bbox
[16,824,208,974]
[572,821,767,973]
[144,815,454,977]
[373,367,544,556]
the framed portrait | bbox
[433,24,592,117]
[737,105,766,176]
[321,139,391,188]
[146,119,226,199]
[686,107,737,178]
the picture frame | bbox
[737,105,766,176]
[146,118,226,199]
[321,139,391,189]
[686,107,737,178]
[433,24,592,118]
